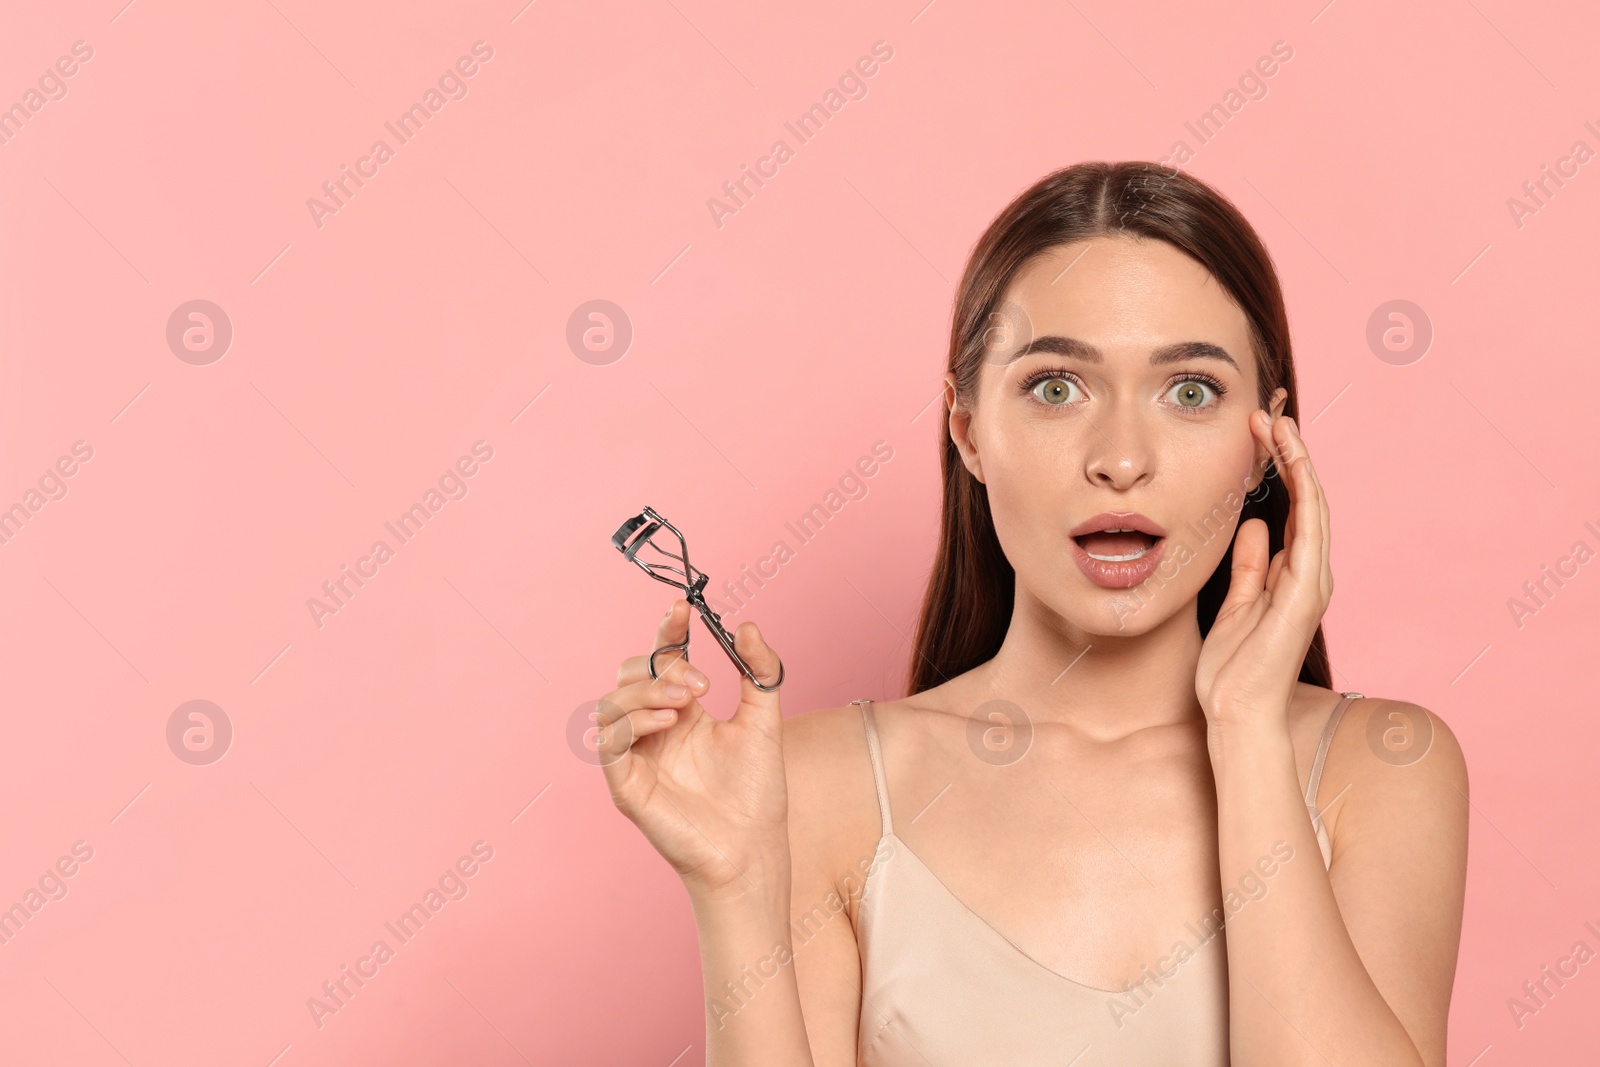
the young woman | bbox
[594,162,1468,1066]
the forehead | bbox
[1000,236,1254,364]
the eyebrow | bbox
[1005,335,1239,371]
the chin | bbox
[1036,584,1173,638]
[1108,594,1180,636]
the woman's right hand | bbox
[595,598,791,900]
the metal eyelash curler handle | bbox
[610,505,785,692]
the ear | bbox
[945,372,985,484]
[1245,387,1290,493]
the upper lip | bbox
[1069,511,1166,539]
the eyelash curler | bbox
[610,505,785,692]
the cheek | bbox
[974,424,1074,564]
[1176,407,1259,481]
[1214,429,1262,491]
[982,454,1049,558]
[1171,429,1261,549]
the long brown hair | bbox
[907,161,1332,695]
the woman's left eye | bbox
[1028,376,1081,406]
[1166,377,1223,410]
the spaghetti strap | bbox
[1305,691,1361,810]
[853,698,893,836]
[1304,692,1361,869]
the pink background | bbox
[2,0,1596,1063]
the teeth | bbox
[1085,547,1151,562]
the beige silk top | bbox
[851,692,1362,1066]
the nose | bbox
[1082,400,1155,491]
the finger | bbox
[596,670,705,727]
[616,598,693,687]
[1265,545,1289,592]
[1280,465,1297,557]
[642,611,712,699]
[595,704,682,782]
[645,598,691,680]
[1283,416,1330,560]
[1275,419,1325,610]
[1241,410,1272,495]
[1220,517,1270,615]
[1275,421,1297,573]
[655,597,691,667]
[730,620,784,726]
[616,653,650,688]
[1249,408,1277,465]
[1285,438,1323,578]
[1295,419,1332,586]
[1271,411,1294,481]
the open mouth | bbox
[1072,530,1161,562]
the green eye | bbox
[1031,377,1077,405]
[1168,378,1222,409]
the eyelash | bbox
[1018,368,1229,413]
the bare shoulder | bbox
[782,704,884,901]
[1318,691,1469,849]
[1328,695,1468,790]
[782,702,874,800]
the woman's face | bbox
[948,234,1288,637]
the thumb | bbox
[730,620,784,726]
[1220,517,1270,615]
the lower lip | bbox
[1069,536,1166,589]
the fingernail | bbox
[652,708,676,721]
[663,682,689,700]
[684,667,709,690]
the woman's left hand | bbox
[1195,411,1333,728]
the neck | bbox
[975,583,1206,738]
